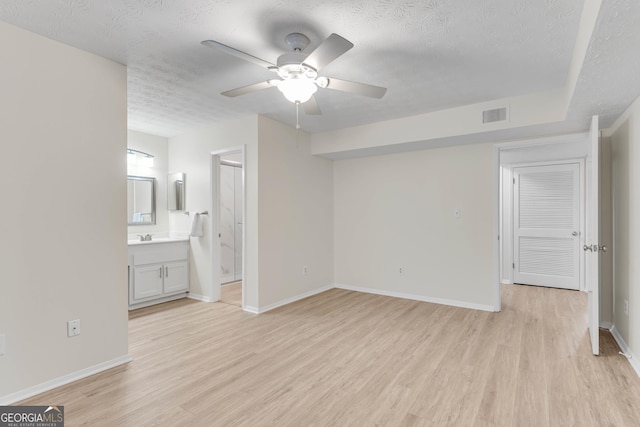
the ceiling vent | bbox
[482,107,508,124]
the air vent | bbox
[482,107,508,124]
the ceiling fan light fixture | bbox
[277,78,318,103]
[204,31,387,112]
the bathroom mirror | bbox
[168,172,185,211]
[127,175,156,225]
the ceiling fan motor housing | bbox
[284,32,310,52]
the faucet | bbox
[138,234,153,241]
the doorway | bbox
[495,118,601,355]
[211,147,245,308]
[219,155,243,284]
[496,134,591,293]
[219,153,243,307]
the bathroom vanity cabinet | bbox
[128,239,189,310]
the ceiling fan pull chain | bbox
[295,102,302,148]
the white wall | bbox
[257,116,334,309]
[0,22,128,401]
[168,117,259,306]
[608,95,640,362]
[334,142,496,310]
[168,115,334,311]
[127,130,169,238]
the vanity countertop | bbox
[128,237,189,246]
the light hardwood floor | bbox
[19,284,640,426]
[220,281,242,307]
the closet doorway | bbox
[497,134,590,293]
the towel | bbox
[189,212,204,237]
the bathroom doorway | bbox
[211,147,245,308]
[219,153,243,306]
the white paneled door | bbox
[513,163,581,290]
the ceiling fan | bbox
[201,32,387,116]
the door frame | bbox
[509,160,585,290]
[493,132,591,311]
[209,146,246,308]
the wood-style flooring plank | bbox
[220,281,242,307]
[16,285,640,426]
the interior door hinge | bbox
[512,263,515,269]
[513,177,516,184]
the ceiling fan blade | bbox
[303,95,322,115]
[201,40,276,70]
[326,78,387,99]
[302,33,354,71]
[221,81,276,97]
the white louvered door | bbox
[513,163,581,290]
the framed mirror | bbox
[168,172,185,211]
[127,175,156,225]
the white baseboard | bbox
[129,293,188,310]
[335,283,497,312]
[0,354,132,405]
[187,293,212,303]
[252,285,334,314]
[609,325,640,379]
[600,321,614,330]
[243,305,259,314]
[206,283,498,314]
[501,280,513,285]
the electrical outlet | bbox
[624,300,629,316]
[0,334,5,356]
[303,266,308,276]
[454,208,462,218]
[399,267,405,276]
[67,319,81,337]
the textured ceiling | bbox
[567,0,640,127]
[1,0,631,139]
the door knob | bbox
[584,244,607,253]
[572,231,578,236]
